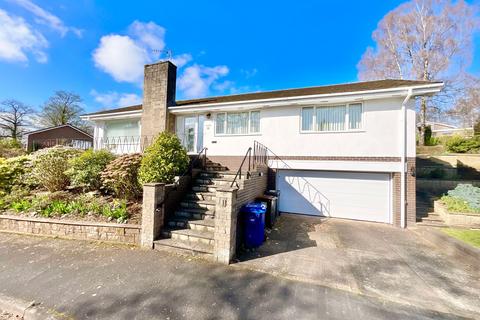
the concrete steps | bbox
[153,238,213,256]
[156,158,232,258]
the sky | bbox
[1,0,480,114]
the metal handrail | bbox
[230,147,252,188]
[253,140,331,215]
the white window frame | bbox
[215,110,261,136]
[300,103,364,133]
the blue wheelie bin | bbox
[242,202,267,248]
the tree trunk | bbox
[418,97,427,146]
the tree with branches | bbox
[357,0,479,144]
[39,91,85,127]
[0,99,34,140]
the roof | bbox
[82,79,442,117]
[25,124,93,138]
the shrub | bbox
[445,135,480,153]
[101,199,129,222]
[0,138,25,158]
[0,156,32,193]
[446,184,480,210]
[440,195,480,214]
[100,153,142,199]
[67,149,115,191]
[31,146,81,192]
[139,132,190,184]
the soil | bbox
[0,311,19,320]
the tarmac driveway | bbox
[236,215,480,319]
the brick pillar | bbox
[141,183,165,248]
[141,61,177,138]
[406,158,416,227]
[214,188,238,264]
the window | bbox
[301,107,314,131]
[215,111,261,135]
[348,103,362,129]
[301,103,363,132]
[105,119,140,137]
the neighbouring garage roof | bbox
[82,79,442,116]
[25,124,93,138]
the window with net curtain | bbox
[105,119,140,138]
[216,111,260,135]
[301,104,362,132]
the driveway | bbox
[236,215,480,319]
[0,232,472,320]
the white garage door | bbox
[276,170,391,223]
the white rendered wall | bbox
[187,97,416,158]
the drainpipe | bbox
[400,88,413,228]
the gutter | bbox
[400,88,413,228]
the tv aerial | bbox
[152,49,173,61]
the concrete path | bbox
[0,232,472,320]
[237,215,480,319]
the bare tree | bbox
[0,99,34,140]
[357,0,479,144]
[39,91,85,127]
[448,75,480,127]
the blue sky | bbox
[1,0,479,114]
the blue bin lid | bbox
[242,202,267,214]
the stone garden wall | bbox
[0,215,141,245]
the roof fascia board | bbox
[169,83,443,114]
[25,124,93,138]
[81,110,142,121]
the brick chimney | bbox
[141,61,177,137]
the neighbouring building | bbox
[25,124,93,152]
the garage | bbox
[276,170,392,223]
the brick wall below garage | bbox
[0,215,141,245]
[392,158,416,227]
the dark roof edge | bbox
[25,124,93,138]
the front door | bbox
[182,115,204,153]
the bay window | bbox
[301,103,363,132]
[215,111,261,135]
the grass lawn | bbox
[442,228,480,248]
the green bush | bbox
[101,199,129,222]
[139,132,189,184]
[446,184,480,210]
[0,156,32,193]
[32,146,81,192]
[0,138,25,158]
[445,135,480,153]
[441,195,480,214]
[101,153,142,200]
[67,149,115,191]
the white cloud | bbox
[128,21,165,52]
[178,64,229,98]
[7,0,83,37]
[241,68,258,78]
[0,9,48,63]
[170,53,192,68]
[90,90,142,107]
[93,35,148,83]
[93,21,232,99]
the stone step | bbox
[174,207,215,220]
[185,192,216,201]
[165,228,214,246]
[416,220,448,228]
[199,171,238,179]
[195,178,234,187]
[421,214,444,223]
[204,165,228,172]
[166,218,215,232]
[192,185,217,193]
[153,238,213,257]
[180,199,216,211]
